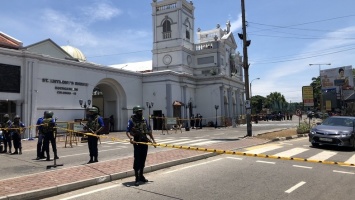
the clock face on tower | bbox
[163,54,172,65]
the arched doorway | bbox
[93,78,127,131]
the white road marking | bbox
[189,140,220,146]
[273,148,308,157]
[293,165,312,169]
[244,145,283,154]
[163,158,223,174]
[156,138,190,143]
[278,142,293,145]
[256,160,275,164]
[60,184,119,200]
[226,157,243,160]
[344,154,355,165]
[173,139,208,145]
[307,151,337,161]
[333,170,355,175]
[285,181,306,193]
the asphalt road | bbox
[44,152,355,200]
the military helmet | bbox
[14,115,20,119]
[88,107,98,114]
[133,105,143,114]
[45,111,54,118]
[3,114,9,118]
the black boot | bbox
[40,152,46,159]
[139,168,148,183]
[54,151,59,159]
[94,157,98,162]
[11,149,18,155]
[19,148,22,155]
[1,148,7,153]
[46,152,50,161]
[134,170,140,186]
[8,148,12,154]
[87,156,94,164]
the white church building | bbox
[0,0,246,136]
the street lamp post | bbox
[215,105,219,128]
[250,78,260,98]
[309,63,331,114]
[146,102,154,127]
[79,99,91,120]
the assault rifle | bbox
[80,121,102,143]
[80,122,96,136]
[130,127,156,148]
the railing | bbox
[157,3,177,11]
[163,32,171,39]
[195,42,216,51]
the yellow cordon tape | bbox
[1,125,354,167]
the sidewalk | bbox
[0,128,277,200]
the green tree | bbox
[251,95,266,114]
[265,92,287,112]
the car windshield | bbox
[322,117,354,127]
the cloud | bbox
[81,2,122,22]
[229,13,242,33]
[41,9,98,46]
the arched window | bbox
[163,20,171,32]
[184,19,191,40]
[162,20,171,39]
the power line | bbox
[248,14,355,33]
[251,43,355,62]
[86,49,151,58]
[248,33,355,40]
[251,46,355,65]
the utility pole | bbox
[241,0,252,137]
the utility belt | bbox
[132,132,149,143]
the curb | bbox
[271,133,308,142]
[3,152,217,200]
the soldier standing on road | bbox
[84,107,104,164]
[42,111,59,161]
[35,111,47,160]
[126,105,156,186]
[11,115,25,155]
[1,114,12,154]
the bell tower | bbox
[151,0,195,73]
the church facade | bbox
[0,0,245,136]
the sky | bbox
[1,0,355,103]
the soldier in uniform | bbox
[1,114,12,154]
[126,105,156,186]
[84,107,104,164]
[42,111,59,161]
[11,115,25,155]
[36,111,47,159]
